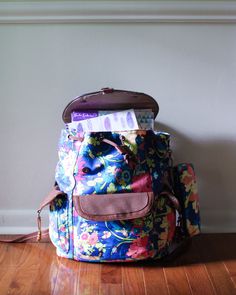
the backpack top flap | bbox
[62,88,159,123]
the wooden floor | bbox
[0,234,236,295]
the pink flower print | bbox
[80,232,89,240]
[74,157,87,182]
[59,224,66,233]
[88,232,98,245]
[127,236,149,259]
[181,167,199,203]
[59,237,68,250]
[181,166,196,186]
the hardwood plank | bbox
[162,243,195,295]
[195,235,236,295]
[221,234,236,289]
[225,253,236,289]
[204,262,236,295]
[101,264,122,284]
[0,242,6,263]
[4,243,47,295]
[0,267,17,295]
[143,264,169,295]
[77,262,101,295]
[100,283,123,295]
[224,260,236,277]
[7,267,38,295]
[0,235,236,295]
[122,265,146,295]
[221,235,236,272]
[30,243,59,295]
[183,237,216,295]
[0,243,26,267]
[164,266,192,295]
[184,264,216,295]
[0,243,31,295]
[100,264,123,295]
[53,257,80,295]
[0,243,57,295]
[232,276,236,288]
[19,243,47,269]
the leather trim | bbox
[73,192,154,221]
[0,229,49,243]
[38,186,65,212]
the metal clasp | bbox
[101,87,114,94]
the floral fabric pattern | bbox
[49,129,200,262]
[174,163,201,237]
[50,130,79,258]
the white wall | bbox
[0,1,236,233]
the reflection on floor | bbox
[0,234,236,295]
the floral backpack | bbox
[1,88,200,262]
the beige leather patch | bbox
[73,192,154,221]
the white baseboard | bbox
[0,209,49,234]
[201,224,236,234]
[0,209,235,234]
[200,209,236,234]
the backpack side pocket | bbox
[49,194,70,255]
[174,163,200,237]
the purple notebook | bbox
[71,111,98,122]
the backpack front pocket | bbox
[72,208,155,262]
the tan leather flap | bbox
[73,192,154,221]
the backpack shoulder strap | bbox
[0,186,64,243]
[0,229,49,243]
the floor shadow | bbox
[116,234,236,267]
